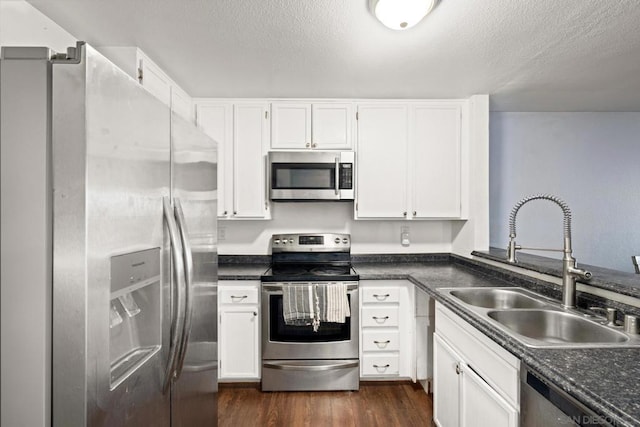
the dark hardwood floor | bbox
[218,381,433,427]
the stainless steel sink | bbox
[487,309,629,346]
[449,288,549,309]
[438,287,640,348]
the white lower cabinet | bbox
[359,280,415,379]
[218,280,260,380]
[433,302,519,427]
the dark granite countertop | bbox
[218,255,640,426]
[219,263,269,280]
[473,247,640,300]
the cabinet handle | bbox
[372,316,389,323]
[403,212,407,217]
[455,363,461,375]
[306,143,311,148]
[223,210,228,215]
[253,312,257,316]
[231,295,248,300]
[312,143,317,148]
[373,364,390,369]
[413,211,417,216]
[233,211,237,215]
[373,293,390,300]
[373,340,391,348]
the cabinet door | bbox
[138,54,171,107]
[233,103,269,218]
[356,104,408,218]
[312,103,352,149]
[271,102,311,149]
[219,308,260,378]
[171,86,193,123]
[196,103,233,217]
[461,362,518,427]
[411,104,462,218]
[433,333,460,427]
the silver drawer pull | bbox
[230,295,248,300]
[373,364,390,369]
[372,316,389,322]
[373,294,390,300]
[374,340,391,344]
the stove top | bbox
[261,233,359,283]
[260,265,359,283]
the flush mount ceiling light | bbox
[369,0,437,30]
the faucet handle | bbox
[589,306,618,326]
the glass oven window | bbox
[272,163,336,190]
[268,294,351,342]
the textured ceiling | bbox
[25,0,640,111]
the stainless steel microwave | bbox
[268,151,355,201]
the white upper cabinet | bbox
[195,102,233,217]
[271,101,353,150]
[271,103,311,149]
[97,46,194,123]
[411,103,462,218]
[356,101,465,220]
[356,104,408,219]
[233,102,271,218]
[195,100,271,220]
[311,103,353,149]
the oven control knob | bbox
[342,238,349,244]
[274,239,280,244]
[334,238,340,244]
[289,239,294,244]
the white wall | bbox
[219,202,455,254]
[490,112,640,273]
[0,0,77,51]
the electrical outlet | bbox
[219,226,226,241]
[401,226,410,247]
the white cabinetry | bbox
[218,281,261,380]
[271,101,353,150]
[195,101,271,219]
[433,302,519,427]
[233,103,270,218]
[356,102,465,219]
[356,104,408,219]
[359,280,414,378]
[97,47,194,122]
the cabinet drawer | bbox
[362,354,399,376]
[362,287,400,304]
[436,303,519,407]
[219,287,259,305]
[361,306,399,327]
[362,330,400,352]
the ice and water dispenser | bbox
[109,248,161,390]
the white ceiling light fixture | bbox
[369,0,437,31]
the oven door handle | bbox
[263,360,359,371]
[262,283,359,293]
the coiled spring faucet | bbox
[507,194,592,309]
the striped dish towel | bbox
[317,283,351,324]
[283,284,315,326]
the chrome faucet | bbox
[507,194,592,309]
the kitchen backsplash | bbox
[218,202,457,255]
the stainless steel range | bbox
[261,233,359,391]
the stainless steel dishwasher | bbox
[520,364,613,427]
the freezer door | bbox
[170,111,218,426]
[52,44,172,426]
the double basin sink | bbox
[439,287,640,348]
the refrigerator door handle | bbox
[162,197,187,393]
[173,197,194,380]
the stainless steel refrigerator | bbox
[0,42,218,426]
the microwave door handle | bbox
[334,157,340,196]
